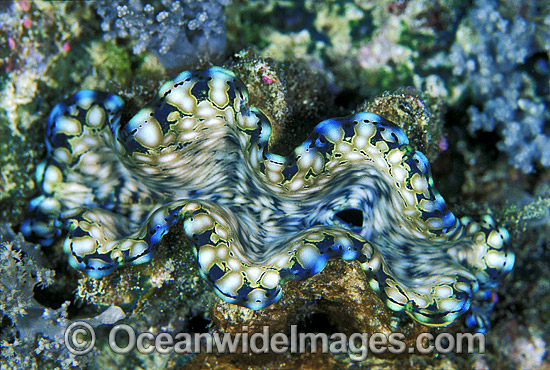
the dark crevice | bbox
[295,312,339,335]
[187,311,210,333]
[335,209,363,228]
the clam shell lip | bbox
[24,67,513,329]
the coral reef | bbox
[2,0,550,368]
[0,0,84,223]
[93,0,231,70]
[0,0,169,224]
[493,319,549,370]
[358,90,445,161]
[226,0,468,99]
[0,224,126,369]
[448,0,550,174]
[0,224,84,369]
[229,0,550,173]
